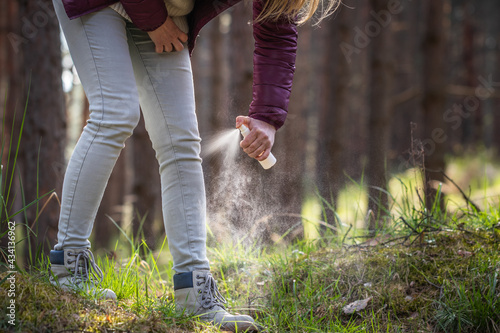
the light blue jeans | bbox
[52,0,210,273]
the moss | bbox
[0,272,195,332]
[1,226,498,332]
[262,229,499,332]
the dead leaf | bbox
[343,297,372,314]
[457,250,474,257]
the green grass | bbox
[1,200,499,332]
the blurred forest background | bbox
[1,0,500,264]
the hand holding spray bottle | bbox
[238,124,277,169]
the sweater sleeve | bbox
[249,0,298,130]
[120,0,168,31]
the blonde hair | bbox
[257,0,341,25]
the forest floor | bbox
[1,216,499,332]
[1,153,500,332]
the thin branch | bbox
[341,224,352,245]
[440,171,481,212]
[399,217,418,234]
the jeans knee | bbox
[87,96,140,139]
[177,135,202,156]
[122,106,141,131]
[154,133,202,169]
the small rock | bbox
[343,297,372,314]
[457,250,474,258]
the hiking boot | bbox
[49,248,116,300]
[174,270,260,332]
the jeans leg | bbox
[126,23,210,272]
[53,0,140,249]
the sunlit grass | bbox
[2,202,500,332]
[301,196,322,240]
[336,182,368,229]
[306,152,500,242]
[446,150,500,210]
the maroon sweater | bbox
[61,0,297,129]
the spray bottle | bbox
[238,124,277,169]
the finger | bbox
[251,146,268,160]
[249,132,271,150]
[179,32,188,43]
[235,115,250,129]
[245,146,263,159]
[155,44,163,53]
[173,39,184,52]
[256,149,270,161]
[240,131,258,149]
[164,43,173,52]
[243,140,264,157]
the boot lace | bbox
[67,249,104,286]
[197,272,227,310]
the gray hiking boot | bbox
[174,270,260,332]
[49,248,116,300]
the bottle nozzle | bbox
[238,124,250,137]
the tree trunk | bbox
[462,0,481,147]
[204,16,230,219]
[0,0,22,254]
[131,113,160,250]
[366,0,395,232]
[343,3,371,182]
[317,5,353,231]
[18,0,66,263]
[93,151,128,249]
[390,0,423,174]
[422,0,449,211]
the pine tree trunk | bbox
[131,113,159,249]
[93,147,129,249]
[367,0,395,232]
[422,0,449,212]
[204,16,229,217]
[317,6,353,231]
[462,0,482,147]
[18,0,66,262]
[390,0,423,173]
[0,0,22,253]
